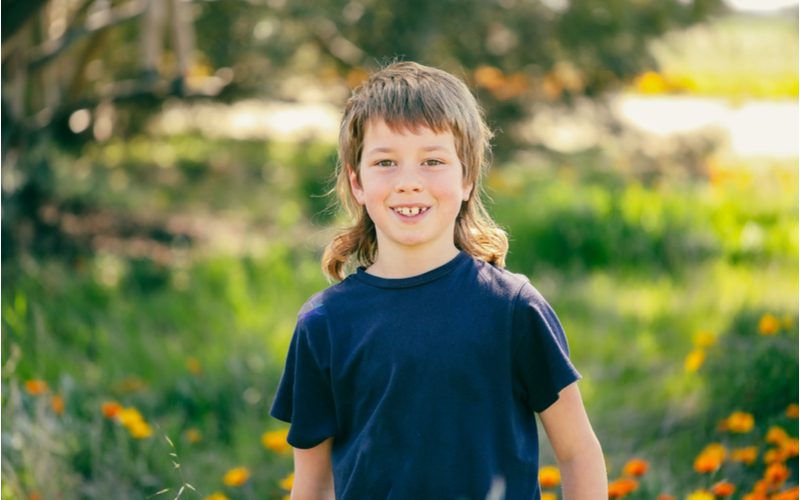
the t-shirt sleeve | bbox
[270,301,337,449]
[511,281,581,413]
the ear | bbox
[348,165,366,205]
[462,179,474,202]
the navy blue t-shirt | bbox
[270,252,580,499]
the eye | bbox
[422,159,445,167]
[374,159,395,167]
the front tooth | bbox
[409,207,420,215]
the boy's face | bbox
[349,119,473,261]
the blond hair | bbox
[322,61,508,280]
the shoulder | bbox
[469,256,535,304]
[295,275,362,327]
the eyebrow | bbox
[363,145,452,156]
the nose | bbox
[394,164,423,193]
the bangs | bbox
[365,80,457,135]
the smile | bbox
[392,206,430,217]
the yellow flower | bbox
[635,71,670,94]
[686,490,715,500]
[261,429,291,454]
[25,379,49,396]
[758,313,781,335]
[786,404,799,419]
[128,419,153,439]
[684,349,706,373]
[279,472,294,491]
[204,493,228,500]
[541,493,558,500]
[730,446,758,465]
[117,407,145,427]
[539,465,561,488]
[692,331,716,348]
[223,467,250,487]
[721,411,755,433]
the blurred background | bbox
[2,0,797,498]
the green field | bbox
[3,127,797,499]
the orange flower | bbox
[780,438,799,458]
[720,411,755,433]
[608,478,638,498]
[711,481,736,497]
[539,466,561,488]
[184,428,202,444]
[787,404,799,419]
[694,444,726,473]
[758,313,781,335]
[766,426,790,445]
[540,493,557,500]
[742,493,768,500]
[730,446,758,465]
[656,495,676,500]
[771,488,799,500]
[261,429,291,454]
[25,379,49,395]
[764,447,788,465]
[101,401,123,419]
[622,458,649,477]
[51,395,65,414]
[223,467,250,487]
[765,463,790,485]
[186,357,202,375]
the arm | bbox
[291,437,335,500]
[539,382,607,499]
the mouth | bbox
[391,206,430,217]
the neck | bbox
[366,245,461,279]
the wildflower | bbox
[786,404,799,419]
[101,401,123,419]
[758,314,781,335]
[711,481,736,497]
[541,493,557,500]
[186,357,202,375]
[539,466,561,488]
[766,426,790,445]
[279,472,294,491]
[730,446,758,465]
[692,330,716,348]
[608,478,638,498]
[25,380,49,395]
[771,488,799,500]
[204,493,229,500]
[622,458,649,477]
[684,349,706,372]
[51,395,65,414]
[694,444,726,473]
[128,419,153,439]
[780,438,799,457]
[764,448,788,464]
[184,428,202,444]
[223,467,250,487]
[764,463,790,485]
[657,495,677,500]
[742,493,768,500]
[720,411,755,433]
[635,71,670,94]
[686,490,715,500]
[261,429,291,454]
[117,407,145,427]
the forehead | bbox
[362,118,456,148]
